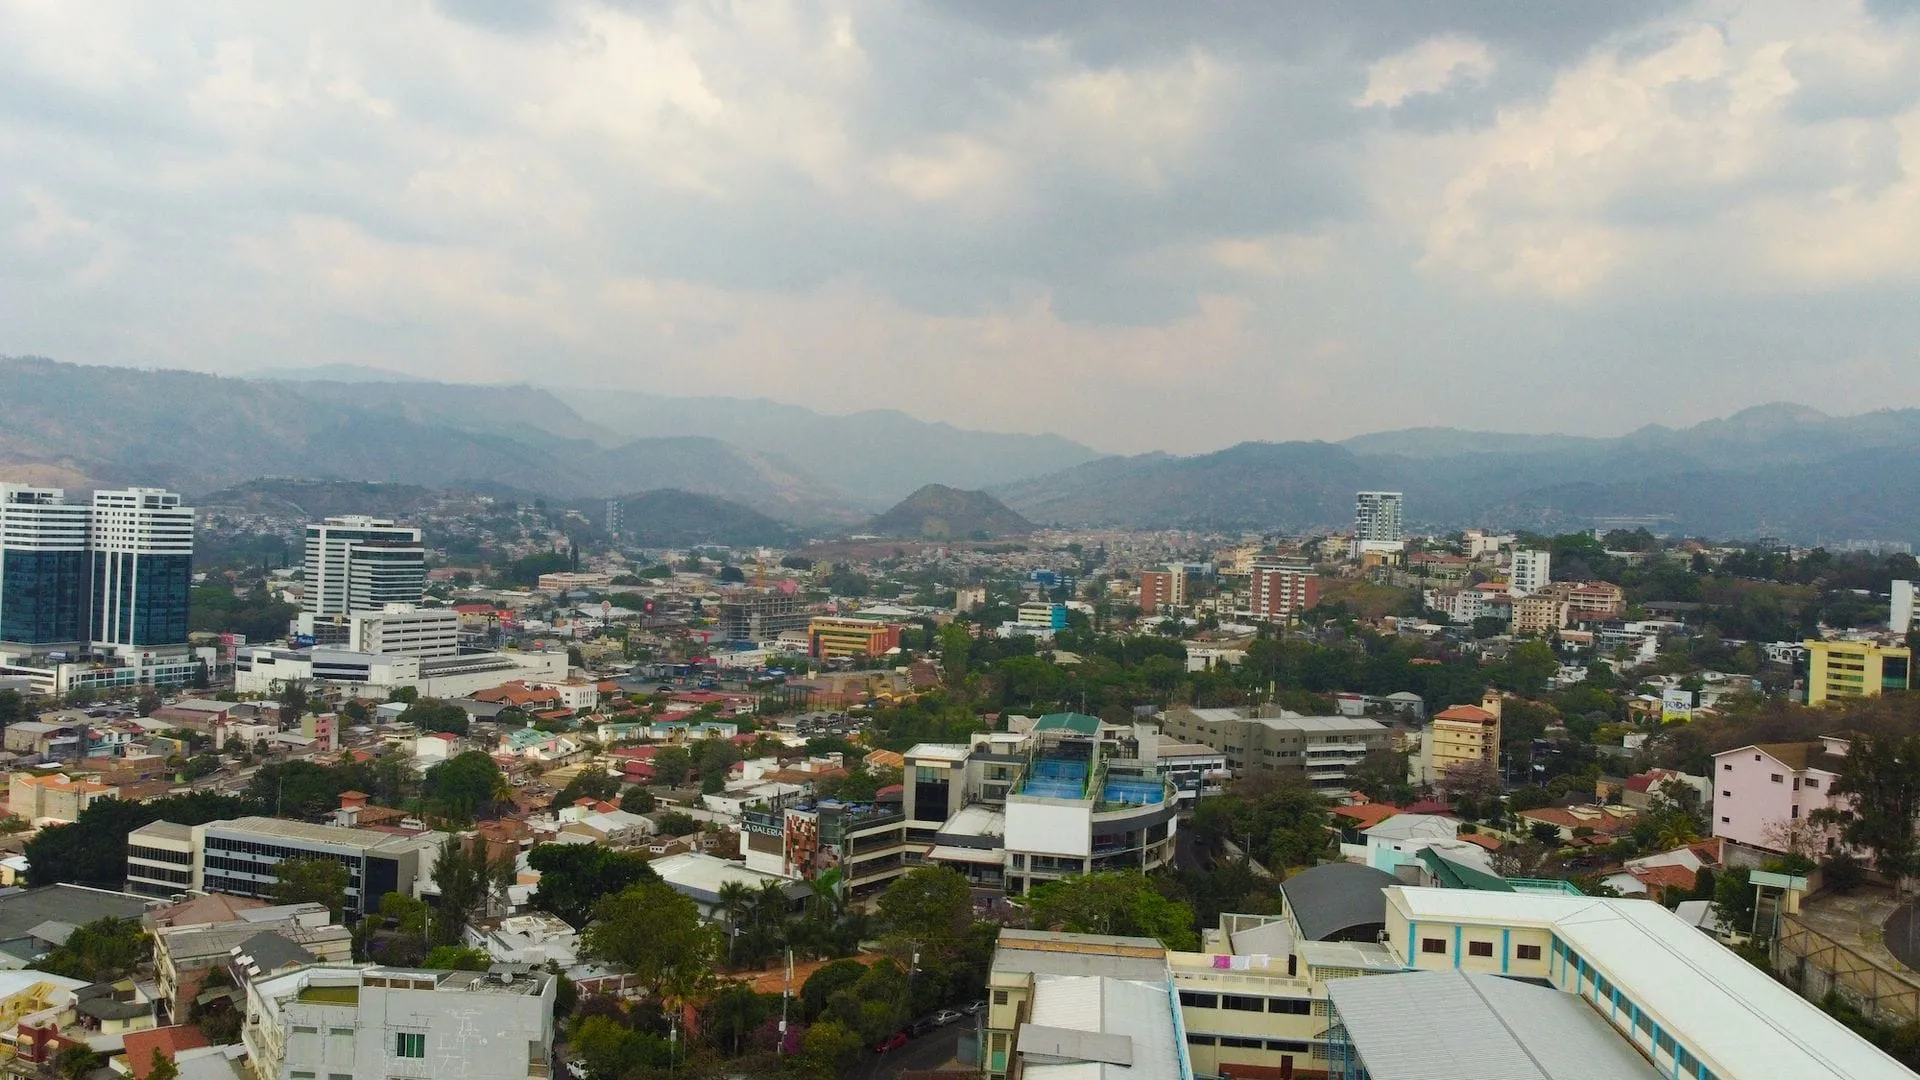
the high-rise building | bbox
[1139,569,1183,614]
[303,516,425,616]
[1247,558,1319,623]
[88,488,194,651]
[1805,639,1911,705]
[1893,580,1916,635]
[605,498,624,535]
[1508,549,1551,598]
[0,485,92,646]
[1353,491,1404,555]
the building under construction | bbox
[715,591,813,642]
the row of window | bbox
[1418,937,1541,961]
[1553,939,1717,1080]
[1177,991,1312,1015]
[1185,1034,1310,1053]
[129,865,191,885]
[128,844,192,865]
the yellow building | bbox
[1806,639,1911,705]
[1428,692,1502,780]
[1511,594,1569,636]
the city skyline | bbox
[5,3,1920,453]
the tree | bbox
[1814,733,1920,891]
[581,880,720,1001]
[1714,866,1756,934]
[799,958,868,1022]
[432,837,515,945]
[421,751,508,824]
[424,945,492,970]
[651,746,692,787]
[272,857,349,919]
[26,791,260,889]
[551,769,623,813]
[277,679,310,725]
[55,1044,101,1080]
[0,688,37,732]
[1025,871,1200,950]
[528,844,659,927]
[401,699,470,735]
[1436,759,1504,805]
[797,1019,865,1080]
[875,866,972,956]
[39,916,149,981]
[148,1048,180,1080]
[1348,748,1413,804]
[1504,640,1559,696]
[656,811,700,837]
[620,786,655,814]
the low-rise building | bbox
[1710,738,1848,855]
[1805,639,1911,705]
[807,616,902,660]
[129,816,444,917]
[9,772,117,826]
[242,963,554,1080]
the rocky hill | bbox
[601,489,798,548]
[867,484,1035,539]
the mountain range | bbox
[7,355,1920,543]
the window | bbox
[1268,998,1311,1015]
[395,1032,426,1059]
[293,1025,319,1035]
[1220,995,1264,1012]
[1516,944,1542,961]
[1722,790,1731,798]
[329,1028,353,1037]
[1421,938,1447,954]
[1179,991,1218,1008]
[993,990,1009,1005]
[1266,1041,1309,1053]
[1770,773,1783,783]
[1791,805,1801,819]
[1219,1037,1263,1049]
[1722,763,1732,771]
[1720,816,1731,824]
[1468,941,1493,958]
[1185,1034,1216,1047]
[1656,1030,1677,1055]
[1805,778,1820,789]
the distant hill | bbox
[996,404,1920,542]
[548,387,1102,503]
[602,489,798,548]
[247,363,431,384]
[0,357,852,522]
[199,479,449,520]
[867,484,1034,539]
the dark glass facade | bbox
[92,552,192,646]
[0,550,87,644]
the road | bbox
[848,1020,967,1080]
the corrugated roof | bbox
[1327,969,1660,1080]
[1280,863,1396,942]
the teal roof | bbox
[1417,848,1515,892]
[1034,712,1101,736]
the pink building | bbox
[1711,737,1850,855]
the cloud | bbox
[1,0,1919,455]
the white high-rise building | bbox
[0,485,92,647]
[1509,549,1552,599]
[347,604,460,659]
[1894,580,1916,635]
[1353,491,1404,555]
[88,488,195,652]
[303,516,425,616]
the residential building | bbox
[740,794,911,901]
[1710,738,1848,855]
[1352,491,1404,555]
[1511,594,1569,636]
[647,851,806,921]
[1382,885,1914,1080]
[302,516,426,617]
[1426,696,1501,780]
[1139,570,1182,615]
[243,963,554,1080]
[9,772,117,827]
[1805,639,1911,704]
[131,817,444,917]
[715,590,813,642]
[1158,707,1391,792]
[535,571,614,592]
[1508,549,1551,598]
[1462,530,1514,560]
[807,615,902,660]
[1245,558,1319,623]
[1534,580,1626,621]
[0,485,91,647]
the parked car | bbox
[873,1031,909,1053]
[963,1000,987,1015]
[932,1009,964,1026]
[908,1017,940,1036]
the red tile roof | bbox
[123,1027,210,1080]
[1332,803,1401,829]
[1434,705,1497,723]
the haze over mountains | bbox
[9,356,1920,543]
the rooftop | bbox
[1328,969,1660,1080]
[1386,886,1915,1080]
[1022,974,1185,1080]
[1280,863,1396,942]
[0,885,149,947]
[992,929,1169,982]
[206,816,442,854]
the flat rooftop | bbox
[993,929,1169,982]
[205,817,441,855]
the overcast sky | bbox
[5,1,1920,454]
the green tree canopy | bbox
[421,751,508,824]
[581,879,720,1000]
[527,843,659,928]
[1024,871,1200,951]
[271,857,349,919]
[39,916,149,982]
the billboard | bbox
[1661,688,1697,722]
[1004,801,1092,858]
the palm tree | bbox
[717,881,753,965]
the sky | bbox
[4,1,1920,455]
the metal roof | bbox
[1280,863,1397,942]
[1034,713,1102,736]
[1388,886,1917,1080]
[1327,969,1660,1080]
[1023,974,1186,1080]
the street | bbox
[848,1020,968,1080]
